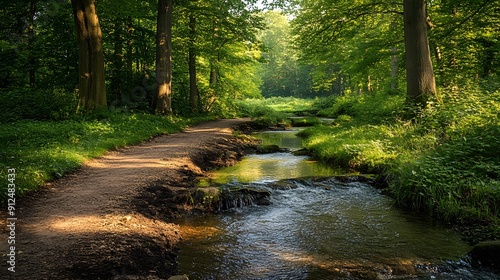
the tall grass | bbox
[0,112,212,202]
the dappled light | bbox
[49,213,179,237]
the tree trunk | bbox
[126,16,134,80]
[210,68,217,87]
[154,0,173,116]
[28,0,36,87]
[71,0,107,111]
[336,74,344,95]
[481,40,494,78]
[189,14,198,113]
[112,20,124,107]
[403,0,437,107]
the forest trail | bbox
[1,118,252,279]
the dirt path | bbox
[1,118,254,279]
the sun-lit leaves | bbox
[291,0,405,94]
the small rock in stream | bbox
[469,240,500,271]
[168,275,189,280]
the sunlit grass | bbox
[0,112,212,202]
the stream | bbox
[176,127,498,279]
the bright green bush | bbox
[316,93,405,124]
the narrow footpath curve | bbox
[0,118,253,280]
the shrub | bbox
[0,88,77,122]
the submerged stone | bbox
[255,197,272,205]
[256,144,286,154]
[292,148,309,156]
[219,184,273,210]
[469,240,500,270]
[168,275,189,280]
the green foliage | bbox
[235,98,292,127]
[429,0,500,84]
[258,11,320,98]
[292,0,404,95]
[299,124,398,173]
[0,113,206,202]
[258,96,316,113]
[316,92,405,124]
[289,117,321,127]
[390,89,500,225]
[0,88,78,122]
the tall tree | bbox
[403,0,437,106]
[28,0,37,87]
[112,20,124,107]
[188,13,198,113]
[154,0,173,115]
[71,0,107,111]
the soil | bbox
[0,118,257,280]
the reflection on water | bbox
[206,153,345,185]
[177,127,499,279]
[255,129,304,150]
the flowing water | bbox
[177,127,498,279]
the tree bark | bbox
[403,0,437,107]
[481,39,494,78]
[209,68,217,87]
[189,14,198,113]
[71,0,107,111]
[112,20,124,107]
[126,16,134,80]
[154,0,173,116]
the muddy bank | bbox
[0,119,258,280]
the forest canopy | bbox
[1,0,498,119]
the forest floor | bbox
[0,118,256,280]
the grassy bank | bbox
[0,112,214,202]
[235,97,293,127]
[302,89,500,241]
[248,92,500,242]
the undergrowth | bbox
[236,98,292,127]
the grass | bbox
[289,117,323,127]
[262,97,316,114]
[0,112,214,202]
[294,89,500,240]
[235,96,321,127]
[235,98,292,127]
